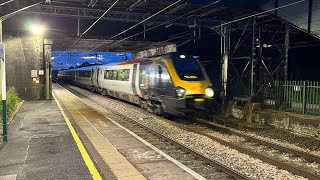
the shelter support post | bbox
[44,39,53,100]
[0,20,7,142]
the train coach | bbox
[58,52,215,116]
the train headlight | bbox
[176,87,186,98]
[205,88,214,97]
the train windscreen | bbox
[172,55,204,81]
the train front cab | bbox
[139,53,214,116]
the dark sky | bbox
[289,33,320,81]
[289,46,320,81]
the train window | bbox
[107,70,113,79]
[172,57,204,81]
[104,70,112,79]
[122,69,130,81]
[104,70,108,79]
[117,69,123,80]
[78,70,91,78]
[112,70,118,80]
[115,69,130,81]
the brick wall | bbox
[4,35,45,100]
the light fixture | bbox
[30,24,45,35]
[176,87,186,98]
[25,22,46,35]
[205,88,214,97]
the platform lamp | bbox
[28,23,52,100]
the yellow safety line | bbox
[53,93,102,180]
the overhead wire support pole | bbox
[72,0,119,48]
[221,24,230,97]
[284,23,289,81]
[250,17,256,97]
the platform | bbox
[0,84,202,180]
[0,100,92,180]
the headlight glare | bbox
[176,87,186,98]
[205,88,214,97]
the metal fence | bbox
[262,81,320,115]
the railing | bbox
[262,81,320,115]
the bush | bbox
[0,87,21,117]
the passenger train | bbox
[58,52,214,116]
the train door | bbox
[138,62,150,99]
[92,68,99,91]
[131,64,137,95]
[155,62,175,97]
[147,62,158,100]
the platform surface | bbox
[0,84,201,180]
[0,100,92,180]
[53,84,199,180]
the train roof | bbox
[58,52,191,72]
[59,65,100,72]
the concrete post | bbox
[44,39,52,100]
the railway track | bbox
[63,84,248,180]
[169,119,320,180]
[62,84,320,179]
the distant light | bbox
[262,44,272,48]
[180,55,186,59]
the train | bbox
[57,52,214,116]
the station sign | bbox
[31,70,38,77]
[39,70,44,75]
[32,77,40,84]
[134,44,177,58]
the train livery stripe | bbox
[53,93,102,180]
